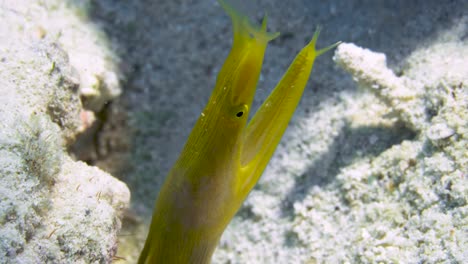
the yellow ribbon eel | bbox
[138,0,340,263]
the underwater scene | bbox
[0,0,466,263]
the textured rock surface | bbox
[1,0,122,113]
[283,40,467,263]
[0,1,130,263]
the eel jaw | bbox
[237,28,341,197]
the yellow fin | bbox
[218,0,280,45]
[239,27,340,195]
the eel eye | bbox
[231,104,248,119]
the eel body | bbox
[139,1,339,263]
